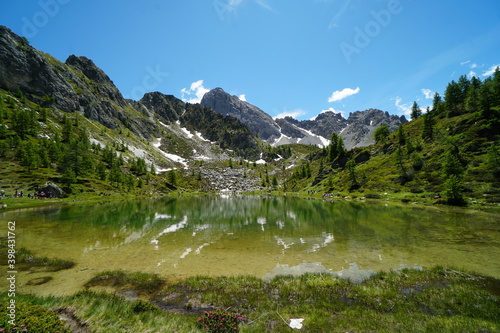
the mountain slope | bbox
[200,87,407,149]
[0,25,273,196]
[341,109,407,149]
[286,74,500,206]
[201,87,281,141]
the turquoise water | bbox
[1,196,499,296]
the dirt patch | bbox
[52,307,91,333]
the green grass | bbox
[5,266,491,332]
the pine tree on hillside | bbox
[411,101,421,120]
[422,107,434,141]
[0,103,5,139]
[374,124,390,144]
[432,92,442,111]
[445,80,462,117]
[397,125,406,146]
[62,114,73,143]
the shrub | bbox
[196,311,244,333]
[131,300,159,313]
[0,303,69,332]
[444,175,466,206]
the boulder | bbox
[37,182,63,198]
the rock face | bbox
[37,182,63,198]
[201,87,406,150]
[201,87,281,141]
[0,26,162,140]
[0,25,406,161]
[277,109,407,149]
[139,92,185,123]
[341,109,407,149]
[0,26,262,160]
[281,111,348,139]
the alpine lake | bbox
[2,195,499,297]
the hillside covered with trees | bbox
[287,69,500,206]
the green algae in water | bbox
[1,196,499,296]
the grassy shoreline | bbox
[1,267,499,332]
[2,189,500,214]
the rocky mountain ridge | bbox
[200,87,407,149]
[0,25,263,165]
[0,24,405,165]
[201,87,281,141]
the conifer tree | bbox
[374,124,390,144]
[445,80,462,116]
[465,81,480,113]
[0,103,5,139]
[422,107,434,141]
[168,169,178,186]
[328,133,340,161]
[410,101,421,120]
[62,114,73,143]
[346,158,357,186]
[397,125,406,146]
[96,162,107,181]
[432,92,442,112]
[444,175,465,206]
[18,140,39,172]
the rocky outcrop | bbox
[341,109,407,149]
[282,111,349,139]
[278,109,406,149]
[37,182,63,198]
[0,26,160,140]
[139,92,185,123]
[0,25,406,162]
[202,85,406,150]
[201,87,281,141]
[199,167,263,192]
[0,26,80,111]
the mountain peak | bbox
[201,87,281,141]
[66,55,115,86]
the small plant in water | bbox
[196,311,244,332]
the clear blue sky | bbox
[1,0,499,120]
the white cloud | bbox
[238,94,246,102]
[274,109,307,119]
[328,87,360,103]
[394,97,412,116]
[482,64,500,77]
[468,70,477,78]
[319,107,346,118]
[180,80,210,104]
[460,60,478,71]
[421,89,434,99]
